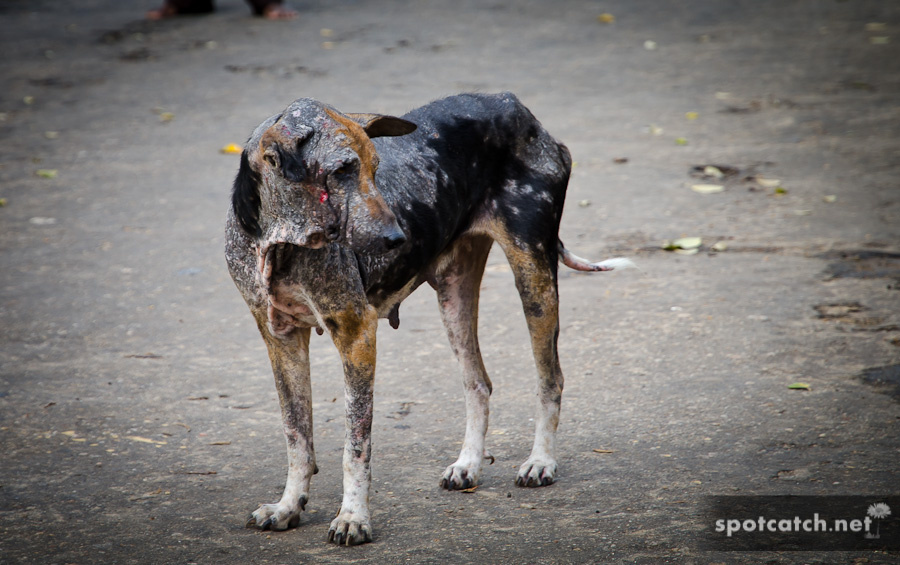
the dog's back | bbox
[360,92,573,307]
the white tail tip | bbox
[591,257,638,271]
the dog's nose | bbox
[382,225,406,250]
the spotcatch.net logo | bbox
[703,496,899,551]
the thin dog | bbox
[224,92,632,545]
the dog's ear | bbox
[231,150,262,237]
[346,113,417,138]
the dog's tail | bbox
[557,240,637,272]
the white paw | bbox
[515,457,557,487]
[245,495,307,531]
[440,462,480,490]
[327,511,373,546]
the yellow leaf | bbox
[36,169,58,179]
[597,13,615,24]
[672,236,702,249]
[220,143,243,155]
[788,382,810,390]
[685,111,699,120]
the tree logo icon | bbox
[866,502,891,539]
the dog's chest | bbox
[266,276,318,331]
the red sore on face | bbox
[319,190,329,203]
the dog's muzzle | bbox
[381,223,406,251]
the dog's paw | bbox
[439,462,479,490]
[245,495,307,531]
[515,457,557,487]
[327,511,373,546]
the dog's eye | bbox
[333,162,355,177]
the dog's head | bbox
[231,98,416,256]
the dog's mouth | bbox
[257,242,283,294]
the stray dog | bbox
[224,93,632,545]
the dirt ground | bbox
[1,0,899,563]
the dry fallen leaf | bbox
[755,176,781,188]
[691,184,724,194]
[664,237,702,250]
[36,169,58,179]
[125,435,167,445]
[593,448,615,454]
[597,13,615,24]
[703,165,724,179]
[685,111,699,120]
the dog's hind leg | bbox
[433,235,495,490]
[247,323,317,530]
[495,233,565,488]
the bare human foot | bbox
[145,2,179,20]
[262,4,297,20]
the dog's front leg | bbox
[247,324,317,531]
[326,304,378,546]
